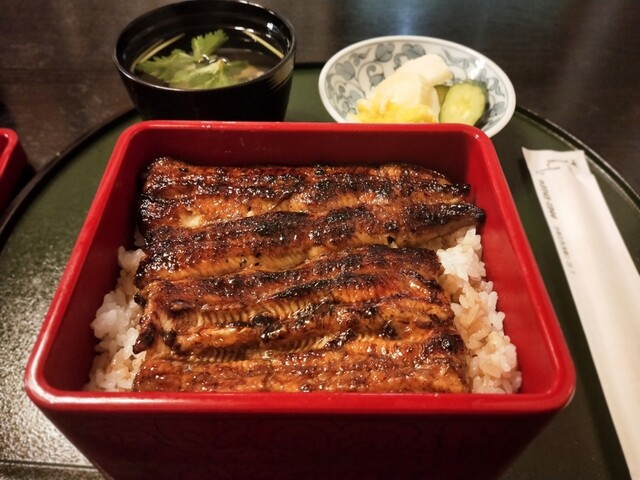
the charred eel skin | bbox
[133,333,469,393]
[139,158,472,234]
[135,202,484,287]
[134,245,452,356]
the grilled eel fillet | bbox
[132,160,485,393]
[135,245,451,353]
[135,201,484,287]
[133,245,469,393]
[134,337,468,393]
[139,158,473,234]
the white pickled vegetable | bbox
[354,54,453,123]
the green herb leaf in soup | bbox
[134,30,278,90]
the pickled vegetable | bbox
[439,82,487,126]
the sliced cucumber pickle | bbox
[439,82,487,126]
[435,84,450,106]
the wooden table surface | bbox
[0,1,638,479]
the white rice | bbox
[436,228,522,394]
[84,247,146,391]
[85,228,521,393]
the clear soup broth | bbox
[131,27,283,90]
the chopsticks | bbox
[523,148,640,479]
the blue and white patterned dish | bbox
[318,35,516,137]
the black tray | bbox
[0,67,637,479]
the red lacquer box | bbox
[0,128,30,214]
[24,121,575,479]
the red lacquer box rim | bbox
[0,128,29,213]
[24,121,576,417]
